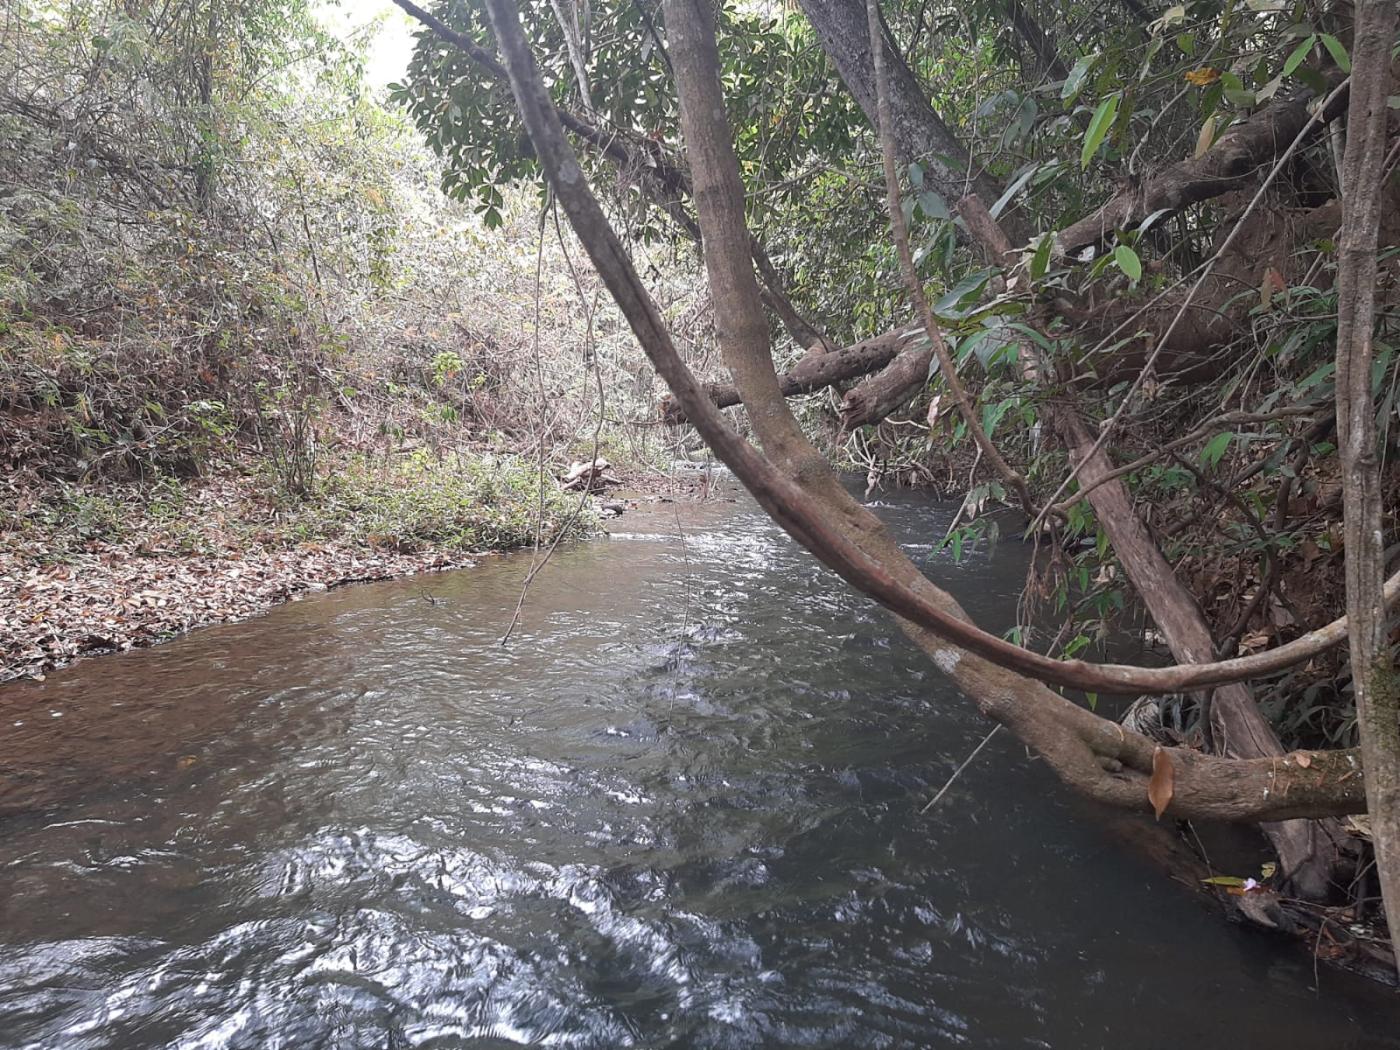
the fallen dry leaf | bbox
[1148,746,1176,820]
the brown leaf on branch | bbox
[1149,747,1176,820]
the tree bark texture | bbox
[1334,0,1400,969]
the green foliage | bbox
[292,452,589,553]
[1080,93,1120,169]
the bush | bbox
[285,451,591,553]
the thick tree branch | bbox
[659,326,915,423]
[1056,79,1350,257]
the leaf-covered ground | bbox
[0,459,596,683]
[1,540,477,684]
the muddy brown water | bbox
[1,484,1397,1048]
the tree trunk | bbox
[1059,409,1348,899]
[796,0,1019,238]
[956,193,1351,899]
[1335,0,1400,972]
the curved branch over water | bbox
[476,0,1374,821]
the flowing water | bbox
[1,484,1396,1049]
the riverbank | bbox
[1,450,690,682]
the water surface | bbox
[1,486,1394,1048]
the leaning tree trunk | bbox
[479,0,1376,860]
[796,0,1021,240]
[1059,412,1349,900]
[1334,0,1400,975]
[956,196,1351,898]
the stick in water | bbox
[921,725,1001,813]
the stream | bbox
[1,483,1397,1048]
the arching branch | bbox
[479,0,1375,825]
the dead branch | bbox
[659,326,915,423]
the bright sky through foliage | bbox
[318,0,416,89]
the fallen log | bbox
[839,339,932,429]
[659,326,918,423]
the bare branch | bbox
[865,0,1033,512]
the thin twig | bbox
[921,724,1002,813]
[865,0,1033,515]
[1048,405,1321,517]
[675,503,692,638]
[501,203,608,645]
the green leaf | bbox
[1296,360,1336,395]
[1371,343,1393,396]
[1202,875,1248,887]
[1113,244,1142,283]
[1061,55,1097,101]
[1080,93,1119,169]
[1136,207,1173,234]
[981,398,1014,438]
[990,165,1037,219]
[1281,35,1315,77]
[1201,431,1232,468]
[933,269,994,320]
[1007,322,1052,350]
[908,162,925,189]
[918,191,950,220]
[1064,633,1091,658]
[1319,33,1350,73]
[1029,232,1054,281]
[964,331,1015,371]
